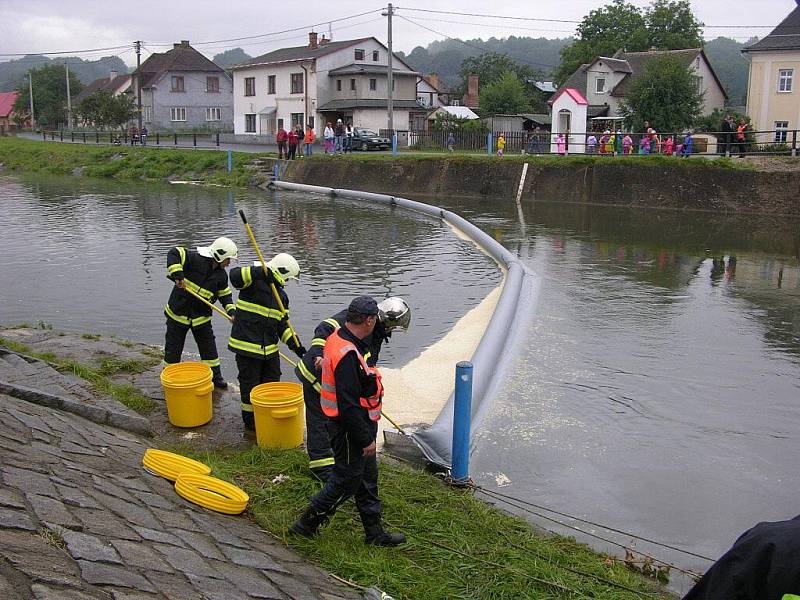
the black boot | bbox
[361,514,406,546]
[289,506,329,538]
[211,367,228,390]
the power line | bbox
[0,44,133,58]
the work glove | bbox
[294,345,307,359]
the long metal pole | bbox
[135,41,143,133]
[28,73,35,127]
[65,61,72,128]
[386,2,394,133]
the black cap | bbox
[348,296,378,316]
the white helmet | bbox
[198,237,238,263]
[378,297,411,332]
[267,253,300,281]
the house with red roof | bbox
[548,87,588,153]
[0,91,26,131]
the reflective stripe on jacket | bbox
[319,329,383,421]
[165,246,234,327]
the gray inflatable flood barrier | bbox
[272,180,540,468]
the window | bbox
[245,113,256,133]
[170,107,186,122]
[775,121,789,143]
[778,69,794,93]
[350,78,356,91]
[369,78,377,91]
[277,118,284,130]
[206,107,221,121]
[451,99,460,106]
[291,112,304,129]
[692,75,704,94]
[336,79,342,92]
[372,50,379,62]
[171,76,185,92]
[244,77,255,96]
[143,106,153,123]
[595,77,606,94]
[206,77,219,93]
[392,79,395,91]
[268,75,276,95]
[355,49,365,61]
[290,73,304,94]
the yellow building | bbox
[743,4,800,144]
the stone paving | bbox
[0,391,361,600]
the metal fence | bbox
[40,129,222,148]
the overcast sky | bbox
[0,0,795,66]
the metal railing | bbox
[40,129,222,148]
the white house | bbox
[549,87,588,154]
[417,74,450,109]
[560,48,727,126]
[230,33,427,139]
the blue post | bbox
[227,149,232,174]
[451,361,473,482]
[487,133,493,156]
[273,164,279,181]
[392,133,398,157]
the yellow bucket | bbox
[160,362,214,428]
[250,382,305,448]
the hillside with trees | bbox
[0,55,127,92]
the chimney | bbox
[174,40,190,49]
[109,69,118,81]
[308,32,319,49]
[464,74,479,107]
[319,35,330,46]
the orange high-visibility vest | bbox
[320,329,383,421]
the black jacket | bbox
[683,514,800,600]
[165,247,234,327]
[295,308,389,389]
[227,265,301,359]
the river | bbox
[2,173,799,594]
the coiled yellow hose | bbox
[174,474,249,515]
[142,449,211,481]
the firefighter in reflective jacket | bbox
[290,296,405,547]
[165,238,237,388]
[296,297,411,481]
[228,253,306,433]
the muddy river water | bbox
[2,173,799,594]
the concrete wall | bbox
[281,158,800,216]
[148,70,233,131]
[747,51,800,133]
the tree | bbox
[459,53,546,111]
[478,71,530,115]
[78,90,136,129]
[619,54,703,132]
[555,0,705,84]
[645,0,704,50]
[431,112,487,133]
[13,64,83,128]
[212,48,251,69]
[555,0,648,83]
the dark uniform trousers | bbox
[309,419,381,519]
[164,319,222,379]
[302,381,335,480]
[237,353,280,431]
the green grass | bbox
[0,137,271,186]
[0,335,158,414]
[186,445,671,600]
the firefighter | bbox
[228,253,306,433]
[289,296,405,547]
[164,237,238,388]
[296,297,411,482]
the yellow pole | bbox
[238,210,302,349]
[182,284,297,368]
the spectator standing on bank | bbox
[556,133,566,155]
[681,131,694,157]
[736,119,748,158]
[447,132,455,152]
[276,125,288,159]
[496,133,506,156]
[334,119,345,154]
[622,134,633,155]
[720,114,734,156]
[323,122,334,154]
[663,135,674,156]
[129,125,139,146]
[345,123,353,153]
[586,133,597,154]
[140,126,148,146]
[287,127,298,160]
[639,135,650,155]
[304,124,315,157]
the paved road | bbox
[0,389,360,599]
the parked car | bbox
[351,128,391,151]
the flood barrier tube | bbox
[272,180,540,467]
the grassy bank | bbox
[188,445,672,600]
[0,137,270,186]
[0,331,159,414]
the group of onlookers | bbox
[276,124,316,159]
[720,113,750,158]
[322,119,355,154]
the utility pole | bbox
[28,72,35,128]
[65,60,72,129]
[134,40,143,132]
[382,2,394,133]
